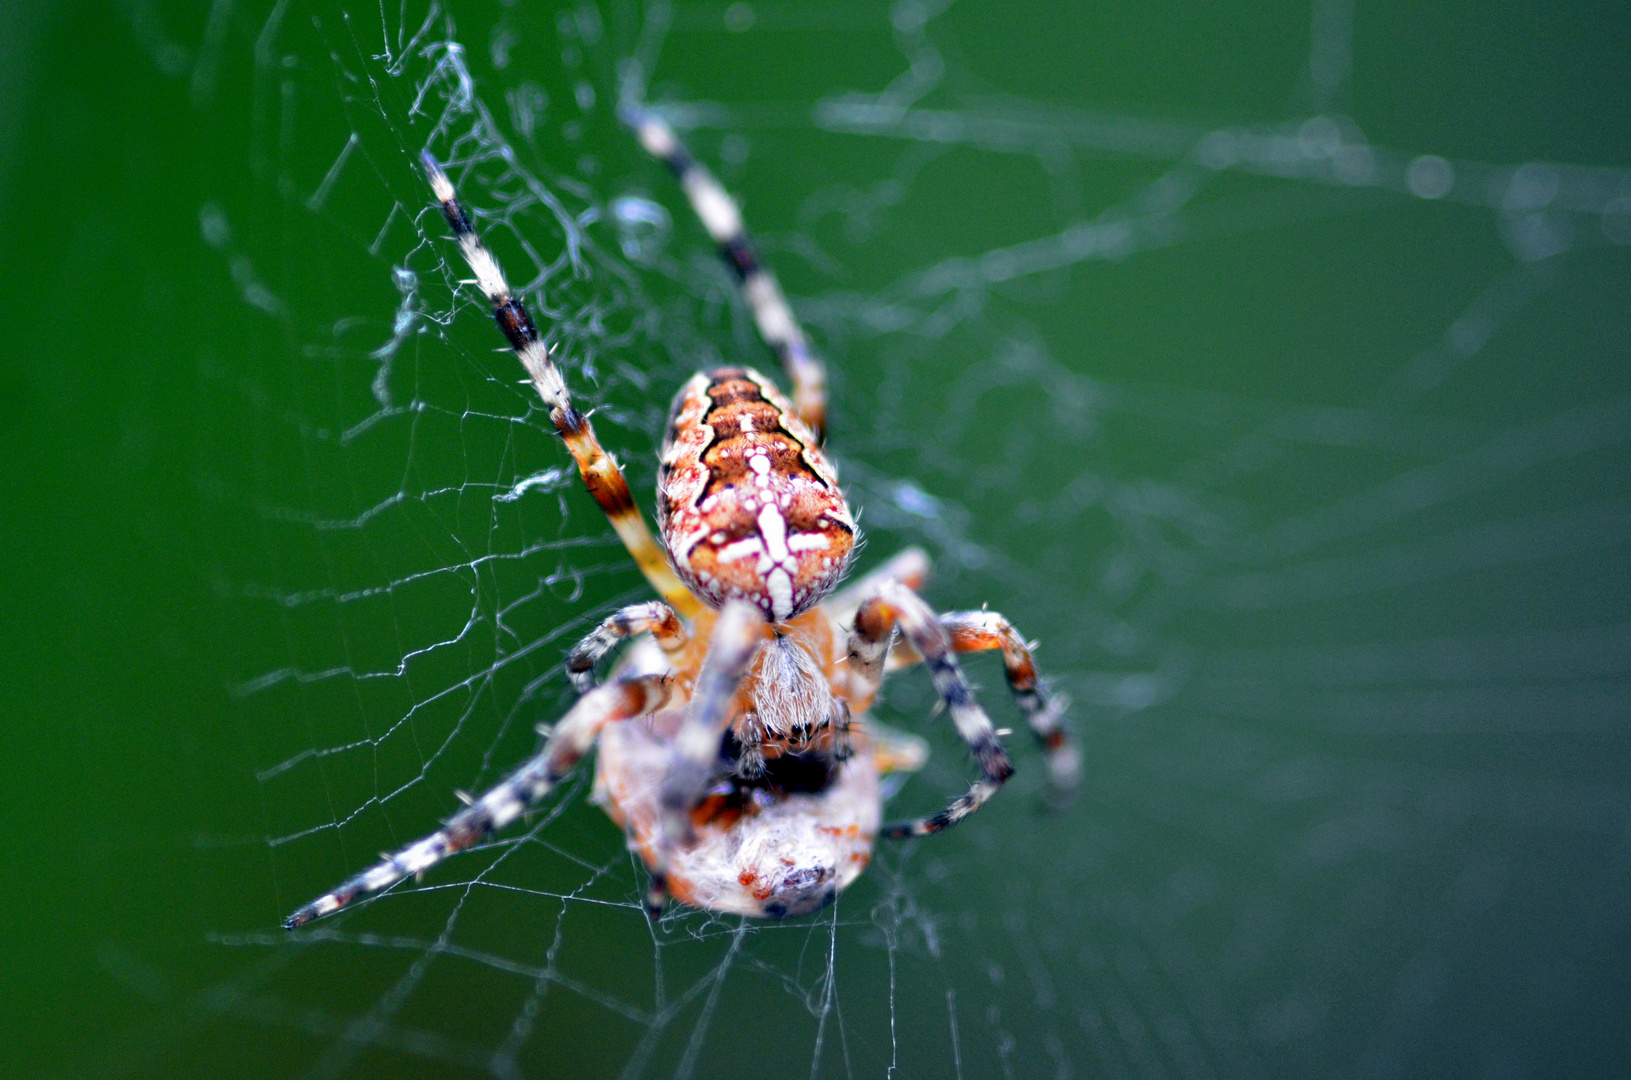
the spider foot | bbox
[1036,693,1080,801]
[644,873,669,920]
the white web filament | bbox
[196,3,1631,1079]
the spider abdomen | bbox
[658,368,856,623]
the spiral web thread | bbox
[177,1,1631,1077]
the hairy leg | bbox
[827,546,930,630]
[420,153,700,617]
[657,601,765,848]
[848,580,1013,838]
[565,601,688,692]
[284,674,673,928]
[940,611,1079,797]
[622,108,828,442]
[641,601,764,916]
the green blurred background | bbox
[3,1,1630,1077]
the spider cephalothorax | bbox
[283,109,1076,930]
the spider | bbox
[284,109,1077,927]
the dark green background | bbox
[3,1,1629,1077]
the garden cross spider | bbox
[283,109,1078,928]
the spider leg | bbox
[939,611,1079,798]
[827,546,931,629]
[848,580,1014,838]
[831,699,855,762]
[867,721,929,776]
[283,674,674,928]
[733,712,766,779]
[622,107,828,443]
[657,601,765,854]
[830,548,932,714]
[420,153,701,618]
[565,601,688,693]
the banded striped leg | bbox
[849,580,1014,839]
[941,612,1079,798]
[283,675,673,929]
[622,108,828,442]
[832,547,931,714]
[420,154,701,618]
[840,549,933,713]
[828,547,930,628]
[565,601,688,692]
[656,601,764,862]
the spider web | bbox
[174,0,1631,1076]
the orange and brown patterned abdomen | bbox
[658,368,855,623]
